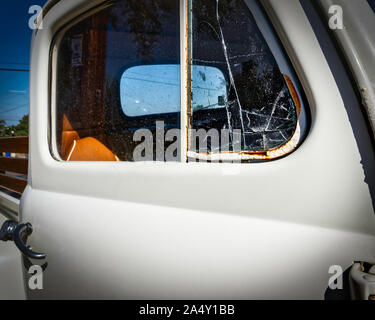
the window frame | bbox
[49,0,309,163]
[49,2,115,161]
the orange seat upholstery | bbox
[65,137,119,161]
[60,115,80,159]
[61,115,119,161]
[61,130,80,160]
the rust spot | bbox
[187,124,301,162]
[186,61,301,162]
[284,74,301,116]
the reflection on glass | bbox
[120,64,227,117]
[121,65,180,117]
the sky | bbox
[0,0,47,126]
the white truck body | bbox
[1,0,375,299]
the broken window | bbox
[188,0,307,160]
[50,0,307,162]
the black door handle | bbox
[0,220,46,260]
[0,220,17,241]
[14,223,46,260]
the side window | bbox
[52,0,180,161]
[189,0,307,161]
[51,0,308,162]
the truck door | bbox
[20,0,375,299]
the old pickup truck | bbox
[1,0,375,299]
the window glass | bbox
[52,0,307,162]
[189,0,305,159]
[54,0,180,161]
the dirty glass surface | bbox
[54,0,180,161]
[190,0,298,153]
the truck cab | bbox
[1,0,375,299]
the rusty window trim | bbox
[186,0,308,162]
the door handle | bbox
[0,220,46,260]
[14,223,46,260]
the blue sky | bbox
[0,0,47,126]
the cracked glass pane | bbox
[190,0,299,153]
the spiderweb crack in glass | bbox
[191,0,298,153]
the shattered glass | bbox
[191,0,298,153]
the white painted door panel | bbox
[20,187,375,299]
